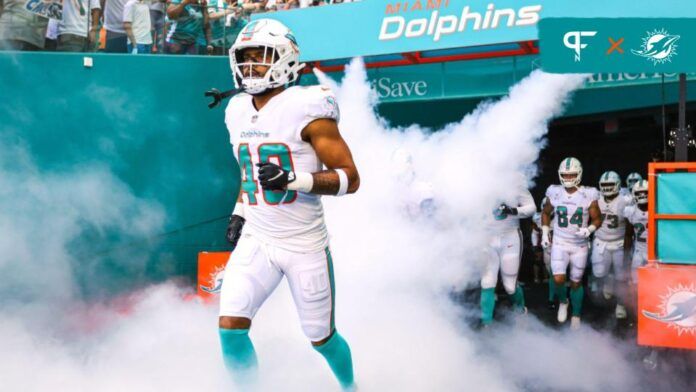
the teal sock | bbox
[555,281,568,303]
[548,271,556,302]
[219,328,258,382]
[480,287,496,325]
[570,286,585,316]
[314,331,355,389]
[510,285,525,309]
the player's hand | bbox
[541,233,551,249]
[257,162,295,191]
[498,204,517,216]
[575,227,592,238]
[226,214,245,250]
[541,226,551,249]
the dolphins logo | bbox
[200,268,226,294]
[632,29,680,65]
[642,287,696,336]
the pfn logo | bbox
[563,31,597,62]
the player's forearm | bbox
[591,215,603,229]
[310,169,359,195]
[541,212,550,227]
[516,202,536,218]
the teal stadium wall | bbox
[0,52,241,296]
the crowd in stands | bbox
[0,0,355,54]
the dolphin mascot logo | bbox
[642,294,696,323]
[632,31,680,64]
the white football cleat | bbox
[570,316,581,330]
[615,304,627,319]
[557,301,569,323]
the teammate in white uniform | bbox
[480,190,536,325]
[218,19,359,390]
[591,171,632,319]
[541,157,602,329]
[621,172,642,200]
[392,148,435,219]
[624,180,649,284]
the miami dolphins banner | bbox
[539,18,696,73]
[638,265,696,349]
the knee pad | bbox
[570,264,585,283]
[501,274,517,295]
[302,320,332,342]
[592,261,607,278]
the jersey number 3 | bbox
[238,143,297,205]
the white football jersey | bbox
[225,85,340,252]
[595,195,632,241]
[487,189,536,233]
[624,205,649,250]
[545,185,599,244]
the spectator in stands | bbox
[201,0,244,55]
[282,0,300,9]
[241,0,267,14]
[149,0,167,53]
[124,0,153,54]
[45,18,59,51]
[104,0,131,52]
[0,0,49,51]
[57,0,101,52]
[166,0,210,54]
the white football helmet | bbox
[228,19,305,95]
[558,157,583,188]
[598,170,621,197]
[626,172,642,190]
[631,179,649,205]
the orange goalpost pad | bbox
[197,251,231,303]
[637,264,696,350]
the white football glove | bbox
[575,225,597,239]
[541,226,551,249]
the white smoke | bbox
[0,59,659,391]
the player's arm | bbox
[541,199,553,226]
[589,200,602,228]
[302,118,360,195]
[576,200,602,238]
[515,190,537,218]
[257,118,360,196]
[540,198,553,248]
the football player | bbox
[480,189,536,326]
[541,157,602,329]
[218,19,358,390]
[621,172,642,199]
[591,171,632,319]
[392,148,435,219]
[624,180,649,284]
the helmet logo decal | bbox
[241,20,262,42]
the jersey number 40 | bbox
[238,143,297,205]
